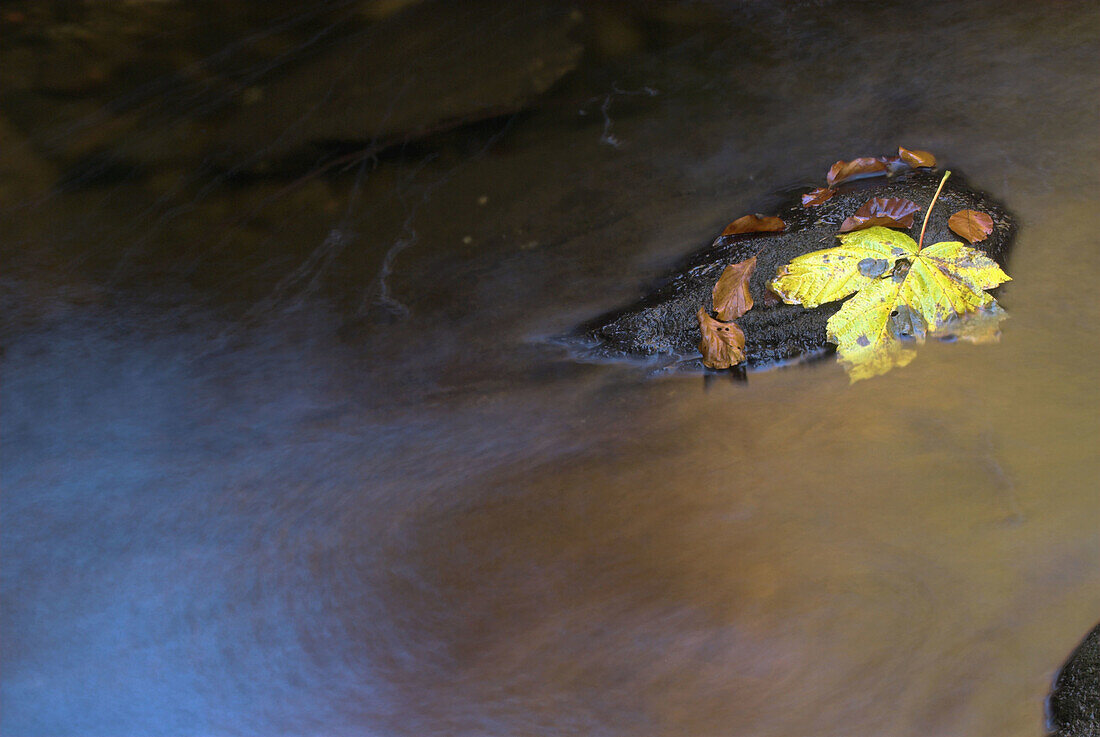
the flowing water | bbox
[2,1,1098,735]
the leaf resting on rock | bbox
[838,197,921,233]
[697,307,746,369]
[712,256,756,321]
[721,214,786,236]
[802,187,836,207]
[826,157,888,187]
[770,226,1010,381]
[948,209,994,243]
[898,147,936,168]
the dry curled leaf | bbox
[838,197,921,233]
[712,256,756,321]
[697,307,745,369]
[898,147,936,169]
[826,157,888,187]
[721,214,786,236]
[947,209,994,243]
[802,187,836,207]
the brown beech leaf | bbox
[721,214,786,236]
[761,286,783,307]
[802,187,836,207]
[838,197,921,233]
[697,307,745,369]
[948,209,994,243]
[898,147,936,169]
[826,157,889,187]
[712,256,756,321]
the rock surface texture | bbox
[1049,622,1100,737]
[575,168,1016,369]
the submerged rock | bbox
[1048,622,1100,737]
[1,0,582,175]
[211,0,582,162]
[573,168,1016,369]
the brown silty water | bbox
[1,1,1098,735]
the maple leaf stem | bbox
[918,170,951,250]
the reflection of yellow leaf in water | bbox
[936,302,1008,344]
[770,226,1010,381]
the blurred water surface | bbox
[2,1,1098,735]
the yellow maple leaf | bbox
[770,226,1010,381]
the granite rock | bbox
[574,168,1017,370]
[1049,622,1100,737]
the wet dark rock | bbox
[1049,622,1100,737]
[573,168,1016,369]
